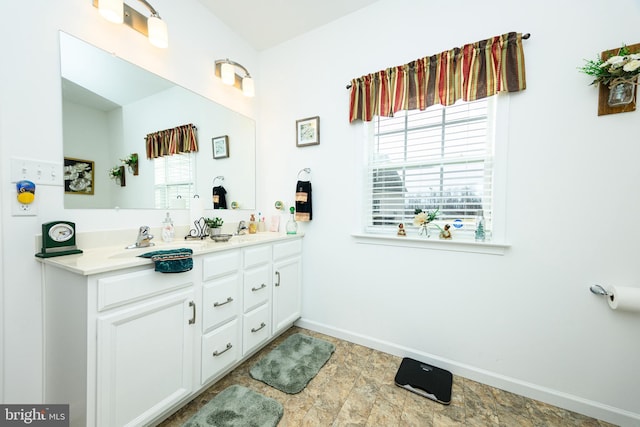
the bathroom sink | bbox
[231,232,282,243]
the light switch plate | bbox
[10,157,63,186]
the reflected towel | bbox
[295,180,312,221]
[139,248,193,273]
[213,186,228,209]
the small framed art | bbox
[212,135,229,159]
[64,157,95,195]
[296,116,320,147]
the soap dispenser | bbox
[162,212,175,242]
[286,206,298,235]
[248,214,257,234]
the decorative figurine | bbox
[397,223,406,236]
[439,224,452,240]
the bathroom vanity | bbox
[39,232,302,427]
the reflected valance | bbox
[145,123,198,159]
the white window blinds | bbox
[365,98,495,238]
[154,153,194,209]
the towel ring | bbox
[297,168,311,180]
[213,176,224,186]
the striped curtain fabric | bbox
[349,32,526,122]
[145,123,199,159]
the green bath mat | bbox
[250,333,335,394]
[182,385,283,427]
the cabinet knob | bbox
[251,283,267,292]
[251,322,266,333]
[213,297,233,308]
[188,301,196,325]
[212,342,233,357]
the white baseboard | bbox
[295,318,640,427]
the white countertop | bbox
[37,232,303,276]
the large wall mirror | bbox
[59,32,256,210]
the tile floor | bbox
[159,326,615,426]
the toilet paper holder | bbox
[590,284,612,297]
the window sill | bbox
[351,233,510,255]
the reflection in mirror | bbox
[59,32,256,210]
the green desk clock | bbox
[35,221,83,258]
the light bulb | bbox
[98,0,123,24]
[242,76,255,97]
[221,62,235,86]
[147,16,168,48]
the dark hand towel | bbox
[139,248,193,273]
[213,186,227,209]
[295,180,312,221]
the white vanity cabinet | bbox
[42,234,303,427]
[273,239,303,334]
[44,265,197,427]
[200,250,242,385]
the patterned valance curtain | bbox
[349,32,527,122]
[145,123,198,159]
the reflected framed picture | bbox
[64,157,94,195]
[212,135,229,159]
[296,116,320,147]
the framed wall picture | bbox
[64,157,95,195]
[296,116,320,147]
[212,135,229,159]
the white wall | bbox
[2,0,640,424]
[257,0,640,425]
[0,0,257,403]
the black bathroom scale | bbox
[394,357,453,405]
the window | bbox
[365,97,496,240]
[154,153,195,209]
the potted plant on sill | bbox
[204,217,224,235]
[579,44,640,106]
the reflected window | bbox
[154,153,195,208]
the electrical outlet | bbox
[12,199,37,216]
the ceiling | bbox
[196,0,380,51]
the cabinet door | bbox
[273,256,302,334]
[97,289,195,427]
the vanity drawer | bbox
[243,264,271,313]
[202,274,240,333]
[202,250,240,281]
[243,303,270,356]
[97,268,193,311]
[273,239,302,261]
[243,245,272,268]
[201,319,241,385]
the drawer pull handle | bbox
[188,301,196,325]
[213,297,233,308]
[213,343,233,357]
[275,271,281,287]
[251,283,267,292]
[251,322,266,333]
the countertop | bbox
[36,232,303,276]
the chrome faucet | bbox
[126,225,155,249]
[236,220,248,235]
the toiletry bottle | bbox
[162,212,175,242]
[249,214,257,234]
[286,206,298,235]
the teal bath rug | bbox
[182,385,283,427]
[250,333,336,394]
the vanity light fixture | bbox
[93,0,168,48]
[215,59,255,97]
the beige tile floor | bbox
[159,326,615,426]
